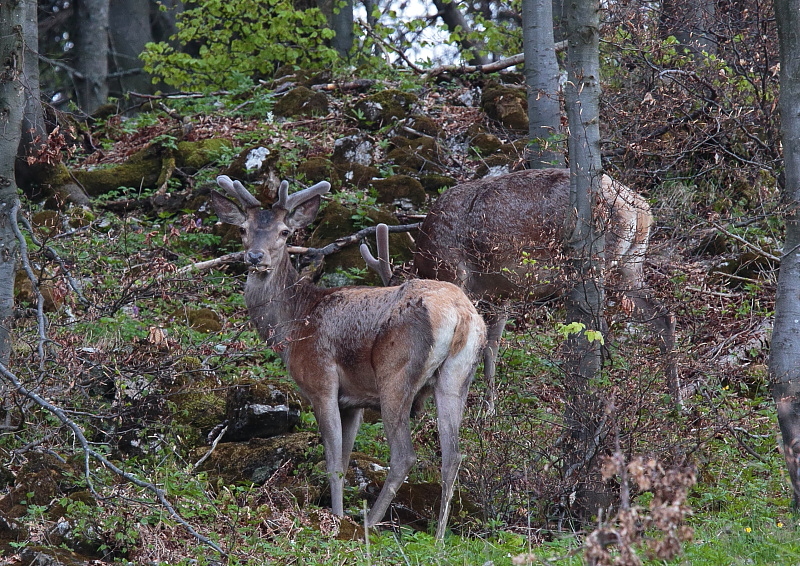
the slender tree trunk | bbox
[0,0,25,365]
[331,0,354,58]
[522,0,565,168]
[108,0,154,97]
[659,0,717,59]
[769,0,800,509]
[75,0,110,114]
[562,0,608,517]
[552,0,566,43]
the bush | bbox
[141,0,338,91]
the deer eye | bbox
[280,229,291,238]
[239,227,246,235]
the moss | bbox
[418,174,456,193]
[352,89,418,129]
[297,157,337,188]
[185,307,223,333]
[273,86,330,118]
[176,138,232,170]
[406,114,441,137]
[370,175,426,207]
[170,377,227,435]
[71,154,162,197]
[470,132,503,155]
[481,84,529,131]
[333,163,380,189]
[386,136,443,173]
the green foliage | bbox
[141,0,338,91]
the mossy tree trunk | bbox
[562,0,608,518]
[769,0,800,509]
[0,0,25,365]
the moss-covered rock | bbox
[405,114,441,137]
[418,174,457,194]
[334,163,381,190]
[176,138,233,171]
[225,378,302,441]
[192,432,322,486]
[297,157,338,189]
[352,89,418,129]
[332,135,377,167]
[481,84,529,131]
[370,176,426,208]
[274,86,330,118]
[0,452,78,518]
[182,307,223,333]
[170,377,227,439]
[15,269,63,312]
[386,136,444,173]
[470,132,503,155]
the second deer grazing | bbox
[211,175,486,540]
[364,169,677,408]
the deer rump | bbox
[413,168,652,305]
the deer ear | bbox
[210,190,247,226]
[285,195,322,230]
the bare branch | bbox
[0,363,227,557]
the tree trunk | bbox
[562,0,608,518]
[659,0,717,59]
[0,0,25,365]
[433,0,490,66]
[522,0,565,168]
[331,0,354,58]
[769,0,800,509]
[108,0,154,97]
[75,0,110,114]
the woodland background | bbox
[0,0,797,564]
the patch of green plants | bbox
[141,0,338,91]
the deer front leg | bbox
[314,400,346,517]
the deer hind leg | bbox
[624,288,679,401]
[365,404,417,529]
[483,311,507,414]
[432,338,479,540]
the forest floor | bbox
[0,69,795,565]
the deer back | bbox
[413,168,652,302]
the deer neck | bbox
[243,251,322,358]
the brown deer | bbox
[362,169,677,408]
[211,175,486,539]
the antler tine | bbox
[275,180,331,212]
[216,175,260,208]
[360,223,392,286]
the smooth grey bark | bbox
[433,0,490,66]
[331,0,354,57]
[659,0,717,58]
[522,0,565,168]
[562,0,607,516]
[552,0,566,43]
[769,0,800,508]
[21,0,46,149]
[0,0,25,365]
[109,0,154,96]
[75,0,110,114]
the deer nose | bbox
[247,251,264,265]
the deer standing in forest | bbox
[362,169,677,409]
[211,175,486,540]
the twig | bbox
[0,363,227,557]
[10,203,49,365]
[192,424,228,471]
[706,219,781,262]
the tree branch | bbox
[0,363,227,557]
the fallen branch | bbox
[178,223,421,274]
[0,363,227,557]
[707,219,781,262]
